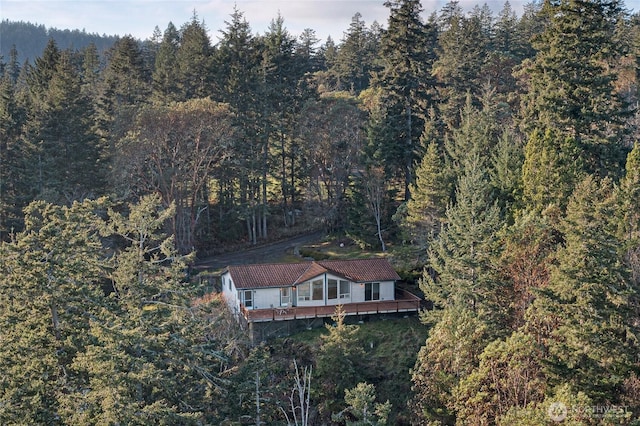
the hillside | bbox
[0,20,119,64]
[1,1,640,424]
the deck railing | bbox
[239,288,421,323]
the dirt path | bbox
[192,231,324,271]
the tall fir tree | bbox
[262,14,307,231]
[97,35,151,146]
[0,62,26,236]
[521,128,584,212]
[176,13,213,100]
[432,1,491,128]
[21,49,102,205]
[0,198,107,424]
[444,92,502,181]
[213,7,267,244]
[332,13,380,94]
[527,175,639,402]
[80,42,101,100]
[373,0,437,200]
[489,128,524,215]
[404,140,450,248]
[518,0,630,177]
[151,22,181,103]
[619,142,640,287]
[421,153,505,327]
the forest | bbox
[1,0,640,424]
[0,20,119,64]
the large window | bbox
[328,279,338,299]
[312,279,324,301]
[365,282,380,301]
[329,279,350,300]
[339,280,350,299]
[298,280,324,302]
[298,283,311,301]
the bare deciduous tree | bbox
[280,359,312,426]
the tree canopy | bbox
[2,0,640,423]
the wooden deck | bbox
[240,289,422,323]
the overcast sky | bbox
[3,0,538,44]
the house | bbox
[220,258,421,340]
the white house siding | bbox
[350,280,394,302]
[379,281,394,300]
[221,272,240,316]
[253,288,281,309]
[222,268,397,312]
[294,274,395,307]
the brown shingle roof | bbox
[227,263,310,289]
[227,258,400,289]
[316,258,401,282]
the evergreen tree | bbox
[518,0,630,176]
[296,28,320,68]
[483,1,530,108]
[527,176,639,402]
[411,305,488,424]
[332,13,380,94]
[316,306,365,421]
[315,36,339,91]
[0,63,25,236]
[490,128,524,215]
[262,14,307,230]
[64,195,229,423]
[421,153,505,326]
[176,14,213,100]
[97,35,150,146]
[213,7,267,244]
[0,196,233,423]
[214,7,260,107]
[433,2,491,127]
[404,140,450,247]
[26,38,60,100]
[514,0,546,60]
[80,42,101,100]
[22,49,102,204]
[5,45,21,85]
[0,198,107,424]
[151,22,180,103]
[333,382,391,426]
[373,0,437,200]
[99,35,150,109]
[444,92,502,180]
[521,128,584,212]
[619,142,640,287]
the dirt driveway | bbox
[192,231,324,272]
